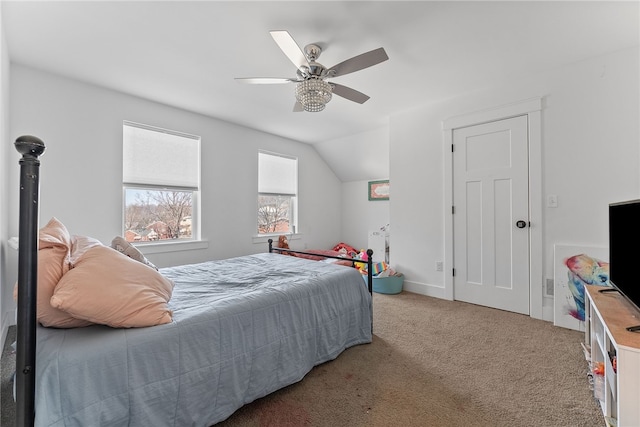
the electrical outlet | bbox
[546,279,554,296]
[547,195,558,208]
[436,261,443,272]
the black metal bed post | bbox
[268,238,273,253]
[15,135,45,427]
[366,249,373,295]
[366,249,373,334]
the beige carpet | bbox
[2,292,602,426]
[217,292,602,427]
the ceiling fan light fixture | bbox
[295,78,332,112]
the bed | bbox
[268,235,367,267]
[12,136,374,427]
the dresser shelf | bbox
[584,285,640,426]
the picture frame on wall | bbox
[368,180,390,201]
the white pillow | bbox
[110,236,158,270]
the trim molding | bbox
[1,309,15,350]
[442,97,544,320]
[442,97,542,130]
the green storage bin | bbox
[364,273,404,294]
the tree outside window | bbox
[124,189,193,242]
[258,195,293,233]
[258,151,297,234]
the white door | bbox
[453,115,530,314]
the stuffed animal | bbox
[332,242,358,258]
[277,235,295,256]
[354,250,369,273]
[278,235,289,248]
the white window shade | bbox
[258,152,297,195]
[123,123,200,189]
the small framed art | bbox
[368,180,390,201]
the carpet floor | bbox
[1,291,603,426]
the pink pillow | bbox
[69,234,103,267]
[37,247,94,328]
[38,217,71,250]
[51,245,174,328]
[14,217,93,328]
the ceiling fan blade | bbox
[329,47,389,78]
[235,77,297,84]
[293,101,304,112]
[331,83,370,104]
[270,30,309,70]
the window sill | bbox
[252,233,301,245]
[134,239,209,254]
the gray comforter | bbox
[34,252,372,426]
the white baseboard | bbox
[1,309,16,350]
[1,323,6,351]
[402,280,450,300]
[404,281,554,323]
[541,299,555,323]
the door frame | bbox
[442,97,543,319]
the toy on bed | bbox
[272,235,360,266]
[275,235,295,256]
[333,242,359,258]
[269,236,374,293]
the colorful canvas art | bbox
[553,245,610,331]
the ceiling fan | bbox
[235,30,389,112]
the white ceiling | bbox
[2,1,639,145]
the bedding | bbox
[12,217,93,328]
[274,235,358,266]
[33,252,372,426]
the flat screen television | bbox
[608,199,640,331]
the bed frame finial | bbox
[15,135,46,158]
[14,134,46,427]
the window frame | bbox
[122,121,204,252]
[257,150,298,236]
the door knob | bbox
[516,220,527,229]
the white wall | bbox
[319,126,391,261]
[3,65,344,326]
[341,180,389,251]
[314,127,389,182]
[3,47,637,335]
[0,4,10,344]
[389,47,639,320]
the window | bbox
[258,151,297,234]
[123,121,200,243]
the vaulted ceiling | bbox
[4,1,638,147]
